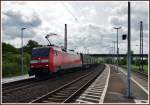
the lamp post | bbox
[21,27,26,74]
[113,26,121,71]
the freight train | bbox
[28,45,98,78]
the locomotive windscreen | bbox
[32,48,49,57]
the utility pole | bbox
[111,47,114,64]
[21,27,26,75]
[112,41,116,64]
[139,21,144,71]
[64,24,67,51]
[127,1,131,97]
[113,27,121,71]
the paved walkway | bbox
[104,64,148,103]
[118,66,148,92]
[104,65,134,103]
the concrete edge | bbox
[99,64,110,103]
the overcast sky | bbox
[1,1,149,54]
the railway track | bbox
[2,66,94,94]
[30,65,105,103]
[2,78,40,94]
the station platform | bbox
[2,74,34,84]
[104,64,148,103]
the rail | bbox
[30,65,105,103]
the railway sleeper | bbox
[55,92,74,95]
[66,88,79,90]
[82,93,100,97]
[80,96,100,101]
[87,88,103,91]
[81,94,100,98]
[87,90,103,93]
[65,87,79,89]
[84,91,102,95]
[90,85,104,88]
[76,99,93,103]
[51,94,69,98]
[47,97,65,102]
[60,90,76,93]
[66,86,81,89]
[79,97,99,103]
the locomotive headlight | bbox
[41,59,49,63]
[31,65,34,68]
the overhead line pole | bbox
[21,27,26,75]
[112,41,116,64]
[64,24,67,51]
[127,1,131,97]
[140,21,144,71]
[141,21,144,71]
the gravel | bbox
[2,64,104,103]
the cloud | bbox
[109,2,148,31]
[108,1,148,54]
[1,1,148,54]
[2,9,42,40]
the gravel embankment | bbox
[2,64,104,103]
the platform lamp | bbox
[113,26,121,72]
[21,27,26,75]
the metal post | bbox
[64,24,67,51]
[127,1,131,97]
[111,47,113,64]
[112,41,116,64]
[21,28,26,74]
[141,21,144,71]
[114,27,121,71]
[139,22,142,71]
[117,29,118,70]
[140,21,143,71]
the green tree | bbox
[2,42,32,77]
[2,42,19,54]
[24,40,42,54]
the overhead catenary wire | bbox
[62,3,80,23]
[61,2,87,46]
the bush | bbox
[2,52,31,77]
[2,62,20,77]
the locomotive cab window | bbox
[55,51,58,56]
[32,48,49,57]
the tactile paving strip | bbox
[75,64,110,103]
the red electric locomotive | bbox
[29,45,82,78]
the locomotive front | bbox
[28,47,50,78]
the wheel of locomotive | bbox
[35,73,49,80]
[35,73,43,80]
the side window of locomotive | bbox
[55,51,58,56]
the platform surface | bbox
[104,64,148,103]
[2,74,34,84]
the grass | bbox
[121,64,148,74]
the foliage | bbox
[2,41,41,77]
[2,52,31,77]
[2,42,19,54]
[23,40,42,54]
